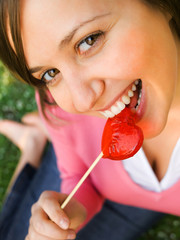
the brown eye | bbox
[49,69,58,77]
[85,35,98,46]
[42,68,60,83]
[77,31,104,55]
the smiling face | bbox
[20,0,180,138]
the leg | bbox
[0,114,61,240]
[0,114,47,194]
[77,200,165,240]
[0,143,61,240]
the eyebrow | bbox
[29,12,111,74]
[59,12,111,48]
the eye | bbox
[41,68,60,85]
[76,31,105,56]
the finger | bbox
[28,224,76,240]
[38,191,70,230]
[28,224,57,240]
[30,206,76,239]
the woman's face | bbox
[21,0,179,138]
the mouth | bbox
[99,79,142,118]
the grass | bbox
[0,62,37,209]
[0,62,180,239]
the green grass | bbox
[0,62,37,208]
[0,62,180,239]
[139,215,180,240]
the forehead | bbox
[21,0,114,32]
[20,0,115,66]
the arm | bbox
[26,92,105,239]
[36,91,104,224]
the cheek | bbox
[109,29,177,137]
[48,86,76,113]
[103,29,152,80]
[106,20,177,84]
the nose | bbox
[63,65,105,112]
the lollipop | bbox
[61,108,144,209]
[102,108,144,160]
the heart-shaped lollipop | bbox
[102,108,144,160]
[61,108,144,209]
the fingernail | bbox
[68,230,76,239]
[59,218,69,230]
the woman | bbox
[0,0,180,239]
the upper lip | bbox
[96,81,135,112]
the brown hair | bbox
[0,0,180,111]
[143,0,180,38]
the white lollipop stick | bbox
[61,151,104,209]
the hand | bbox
[26,191,87,240]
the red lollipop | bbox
[102,108,144,160]
[61,108,144,209]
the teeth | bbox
[122,95,130,105]
[111,106,120,115]
[132,84,136,91]
[117,101,125,110]
[128,90,134,98]
[104,110,115,118]
[135,79,139,85]
[136,89,142,109]
[100,111,109,118]
[99,80,142,118]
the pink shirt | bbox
[36,93,180,223]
